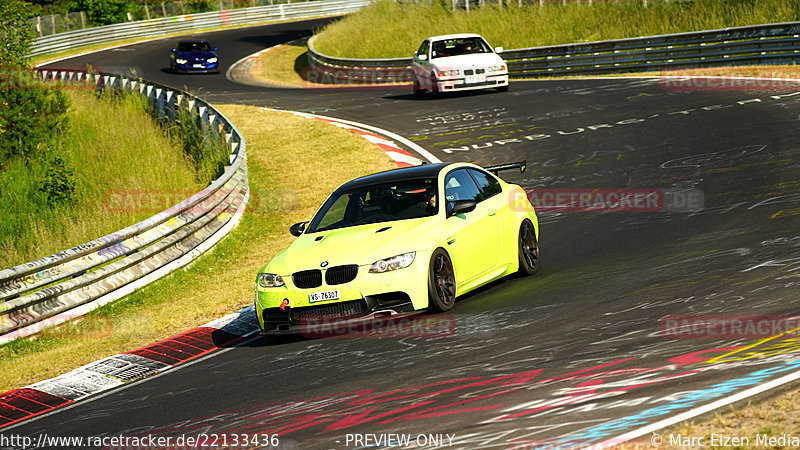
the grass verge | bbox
[313,0,800,59]
[0,106,395,393]
[248,38,310,87]
[0,88,203,268]
[659,389,800,448]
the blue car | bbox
[170,40,219,74]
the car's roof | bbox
[177,39,211,44]
[424,33,484,41]
[337,163,450,190]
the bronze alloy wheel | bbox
[428,248,456,312]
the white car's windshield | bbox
[307,178,438,233]
[431,37,492,59]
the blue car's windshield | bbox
[307,178,438,233]
[177,41,211,52]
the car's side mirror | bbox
[447,200,477,217]
[214,47,219,51]
[417,54,428,61]
[494,46,503,54]
[289,221,307,236]
[171,48,176,52]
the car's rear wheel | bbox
[428,248,456,312]
[517,219,539,276]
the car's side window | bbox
[467,169,502,200]
[444,169,482,206]
[416,40,430,59]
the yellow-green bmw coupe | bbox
[254,161,538,333]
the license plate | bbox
[193,64,204,68]
[466,75,486,84]
[309,289,340,303]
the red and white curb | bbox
[260,108,440,166]
[0,306,259,429]
[309,118,424,167]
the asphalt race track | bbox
[16,18,800,449]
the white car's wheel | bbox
[413,74,425,97]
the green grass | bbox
[0,106,396,392]
[313,0,800,59]
[0,89,203,268]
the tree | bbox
[70,0,130,26]
[0,0,34,69]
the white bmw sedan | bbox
[412,33,509,96]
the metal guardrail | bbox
[29,0,370,58]
[0,70,249,344]
[306,21,800,82]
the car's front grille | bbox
[292,270,322,289]
[289,300,368,323]
[325,265,358,285]
[463,69,487,76]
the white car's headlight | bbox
[438,69,459,77]
[258,273,285,287]
[488,64,506,72]
[206,57,218,63]
[175,58,188,64]
[369,252,416,273]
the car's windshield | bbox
[307,178,438,233]
[177,41,211,52]
[431,37,492,59]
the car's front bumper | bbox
[173,63,219,73]
[255,250,432,333]
[435,73,508,92]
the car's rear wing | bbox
[485,160,526,176]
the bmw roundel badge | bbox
[321,261,329,267]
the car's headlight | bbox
[258,273,285,287]
[369,252,416,273]
[206,57,218,63]
[488,64,506,72]
[175,58,188,64]
[438,69,459,77]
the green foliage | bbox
[39,153,76,207]
[0,74,70,168]
[71,0,129,26]
[0,0,34,69]
[171,105,229,182]
[314,0,800,59]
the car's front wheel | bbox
[413,74,425,97]
[496,85,509,93]
[517,219,539,276]
[428,248,456,312]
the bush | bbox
[39,152,76,207]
